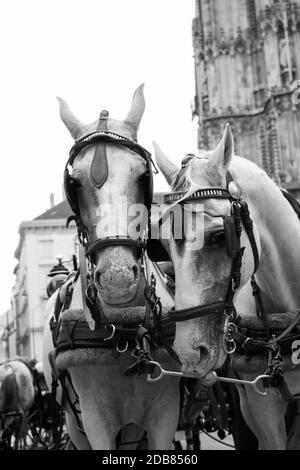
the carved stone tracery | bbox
[193,0,300,191]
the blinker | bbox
[224,215,239,258]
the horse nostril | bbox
[198,346,210,363]
[132,265,139,280]
[95,270,101,287]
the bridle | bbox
[163,173,261,350]
[63,109,161,332]
[145,174,276,394]
[64,109,157,262]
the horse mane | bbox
[173,166,191,192]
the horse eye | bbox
[205,230,225,247]
[69,177,81,189]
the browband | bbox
[169,301,225,322]
[164,188,231,204]
[68,130,155,170]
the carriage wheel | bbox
[26,408,44,449]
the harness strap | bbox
[168,302,225,322]
[85,284,109,330]
[250,276,271,338]
[267,310,300,346]
[239,201,259,273]
[79,245,96,331]
[124,326,155,377]
[239,200,271,338]
[90,110,109,188]
[143,271,179,364]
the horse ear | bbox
[153,141,179,188]
[208,123,234,175]
[57,97,85,140]
[124,84,145,131]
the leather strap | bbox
[169,301,225,323]
[240,200,259,274]
[90,110,109,189]
[79,244,95,331]
[54,318,176,354]
[87,236,146,259]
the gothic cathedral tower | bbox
[193,0,300,196]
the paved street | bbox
[175,431,235,451]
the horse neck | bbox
[232,157,300,312]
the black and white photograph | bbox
[0,0,300,454]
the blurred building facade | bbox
[193,0,300,197]
[11,200,76,361]
[0,309,16,362]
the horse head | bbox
[59,85,151,305]
[153,125,260,378]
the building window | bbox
[254,88,266,108]
[246,0,258,38]
[39,239,53,260]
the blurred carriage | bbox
[0,358,68,450]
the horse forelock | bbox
[173,152,220,192]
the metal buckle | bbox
[116,341,129,353]
[104,324,116,341]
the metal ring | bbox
[146,361,164,383]
[116,341,128,353]
[104,324,116,341]
[224,339,236,355]
[252,375,269,396]
[227,322,238,333]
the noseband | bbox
[64,110,157,261]
[166,174,260,333]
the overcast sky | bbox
[0,0,196,312]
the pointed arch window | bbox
[246,0,258,38]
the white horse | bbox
[43,86,180,450]
[0,359,35,448]
[153,124,300,449]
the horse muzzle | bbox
[95,261,140,305]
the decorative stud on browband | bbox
[99,110,109,119]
